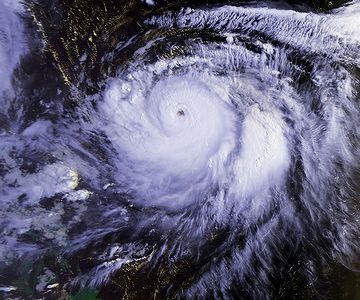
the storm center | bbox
[177,110,185,117]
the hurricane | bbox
[1,0,360,299]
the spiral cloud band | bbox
[101,69,292,210]
[1,1,360,299]
[103,73,288,208]
[90,3,360,296]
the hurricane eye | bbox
[177,110,185,116]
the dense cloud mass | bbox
[0,0,360,299]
